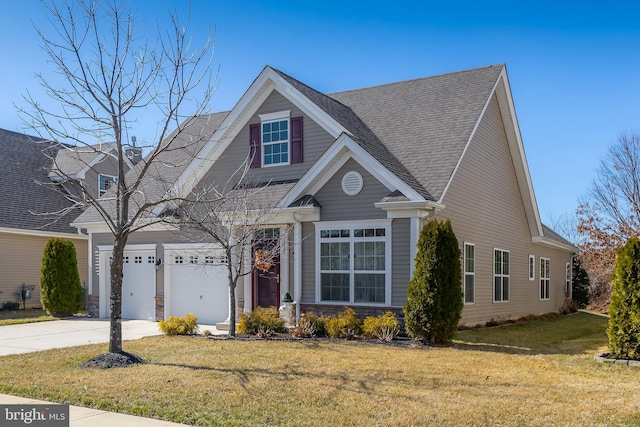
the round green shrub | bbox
[607,237,640,359]
[159,313,198,335]
[363,312,400,342]
[403,219,462,343]
[40,238,82,316]
[325,307,362,339]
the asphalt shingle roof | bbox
[328,65,504,201]
[0,128,81,234]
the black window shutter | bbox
[290,116,303,164]
[249,123,261,168]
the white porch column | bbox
[294,218,302,320]
[409,217,422,278]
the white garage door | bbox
[100,245,156,321]
[121,250,156,320]
[165,245,229,325]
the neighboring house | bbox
[49,141,141,201]
[0,129,89,308]
[73,64,576,327]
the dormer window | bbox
[262,117,290,166]
[250,111,303,168]
[98,174,117,197]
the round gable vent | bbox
[342,171,363,196]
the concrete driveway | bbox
[0,318,164,356]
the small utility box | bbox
[20,284,35,310]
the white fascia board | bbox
[97,243,156,252]
[163,242,223,252]
[281,134,424,208]
[374,200,445,218]
[171,66,348,204]
[0,226,88,240]
[532,236,578,253]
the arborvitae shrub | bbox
[40,238,82,316]
[158,313,198,335]
[607,237,640,359]
[572,257,590,309]
[403,219,462,343]
[363,311,400,342]
[238,306,286,335]
[325,307,362,339]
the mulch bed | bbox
[80,351,146,369]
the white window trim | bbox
[259,110,291,168]
[463,242,475,305]
[493,248,510,303]
[528,254,535,281]
[540,257,551,300]
[314,219,392,306]
[98,174,118,197]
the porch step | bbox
[215,321,239,331]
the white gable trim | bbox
[280,133,425,208]
[171,66,349,203]
[73,144,135,180]
[439,66,544,238]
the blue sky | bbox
[1,1,639,226]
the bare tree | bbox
[171,159,291,337]
[577,131,640,298]
[18,0,215,355]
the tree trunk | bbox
[229,280,236,337]
[109,237,125,353]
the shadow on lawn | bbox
[149,361,415,399]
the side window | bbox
[463,243,475,304]
[540,258,550,300]
[98,174,117,197]
[494,248,510,302]
[528,255,535,281]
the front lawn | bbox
[0,309,56,326]
[0,311,638,426]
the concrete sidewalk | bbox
[0,394,191,426]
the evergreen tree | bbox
[40,238,82,316]
[403,219,462,343]
[607,237,640,359]
[572,256,590,309]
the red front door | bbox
[252,243,280,309]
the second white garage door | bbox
[164,244,229,325]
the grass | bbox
[0,311,638,426]
[0,308,56,326]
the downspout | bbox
[294,215,302,320]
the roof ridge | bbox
[328,64,504,96]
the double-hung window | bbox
[98,174,117,197]
[494,248,510,302]
[250,111,303,168]
[262,118,289,166]
[316,220,391,305]
[540,258,550,300]
[463,243,475,304]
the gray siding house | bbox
[72,64,576,327]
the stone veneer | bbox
[87,295,99,318]
[154,296,164,321]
